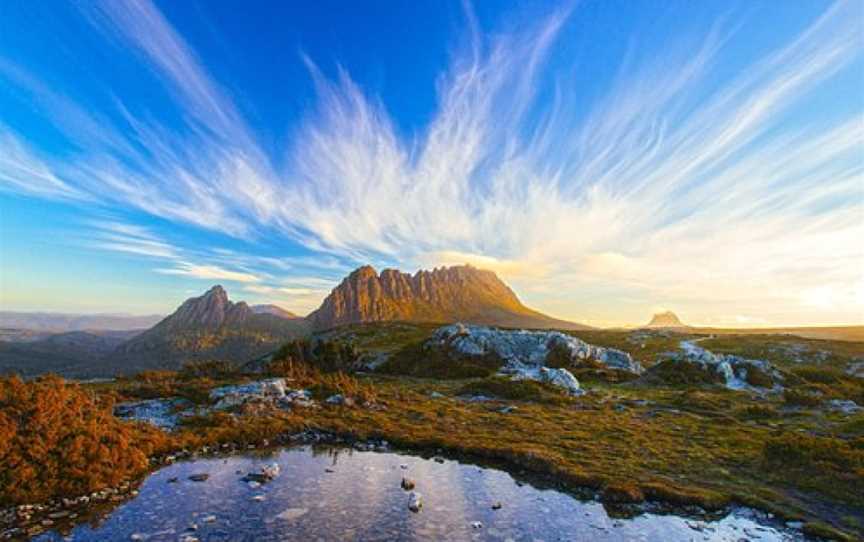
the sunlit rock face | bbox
[307,265,591,332]
[426,324,643,394]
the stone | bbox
[188,474,209,482]
[276,508,308,521]
[428,324,644,375]
[401,477,416,490]
[210,379,290,410]
[408,492,423,512]
[471,521,483,529]
[243,463,280,483]
[113,398,193,430]
[202,515,217,523]
[826,399,862,414]
[492,502,502,510]
[538,367,583,396]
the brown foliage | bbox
[0,375,171,506]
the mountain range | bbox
[0,264,589,377]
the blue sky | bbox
[0,0,862,327]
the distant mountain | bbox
[307,265,590,331]
[644,311,688,329]
[0,311,163,332]
[113,285,310,373]
[0,330,139,378]
[252,304,300,319]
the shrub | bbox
[734,404,780,420]
[0,375,172,506]
[380,342,504,379]
[179,360,238,380]
[783,389,822,407]
[745,366,774,388]
[270,338,360,373]
[646,359,725,386]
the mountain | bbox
[0,330,140,378]
[112,286,310,373]
[307,264,590,331]
[0,311,163,332]
[644,311,688,329]
[252,304,300,319]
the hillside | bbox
[113,286,310,373]
[307,265,590,331]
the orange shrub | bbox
[0,375,172,506]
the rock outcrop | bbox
[428,324,644,374]
[424,324,643,394]
[646,339,783,391]
[307,265,589,331]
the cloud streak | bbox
[0,0,861,325]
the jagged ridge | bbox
[308,264,589,331]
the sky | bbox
[0,0,862,328]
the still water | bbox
[37,446,805,541]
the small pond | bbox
[36,446,806,541]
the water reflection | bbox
[36,446,806,541]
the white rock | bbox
[538,367,583,396]
[429,324,643,375]
[408,492,423,512]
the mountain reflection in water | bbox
[36,445,805,541]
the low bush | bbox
[379,343,504,379]
[645,359,725,386]
[783,389,822,407]
[0,375,172,506]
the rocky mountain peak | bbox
[307,264,589,331]
[645,311,687,328]
[158,285,253,331]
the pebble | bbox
[401,478,416,491]
[408,492,423,512]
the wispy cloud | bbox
[155,263,261,283]
[0,0,861,325]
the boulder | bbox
[826,399,862,415]
[538,367,583,396]
[428,324,643,374]
[408,492,423,512]
[114,398,194,430]
[646,340,783,391]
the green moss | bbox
[456,377,570,404]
